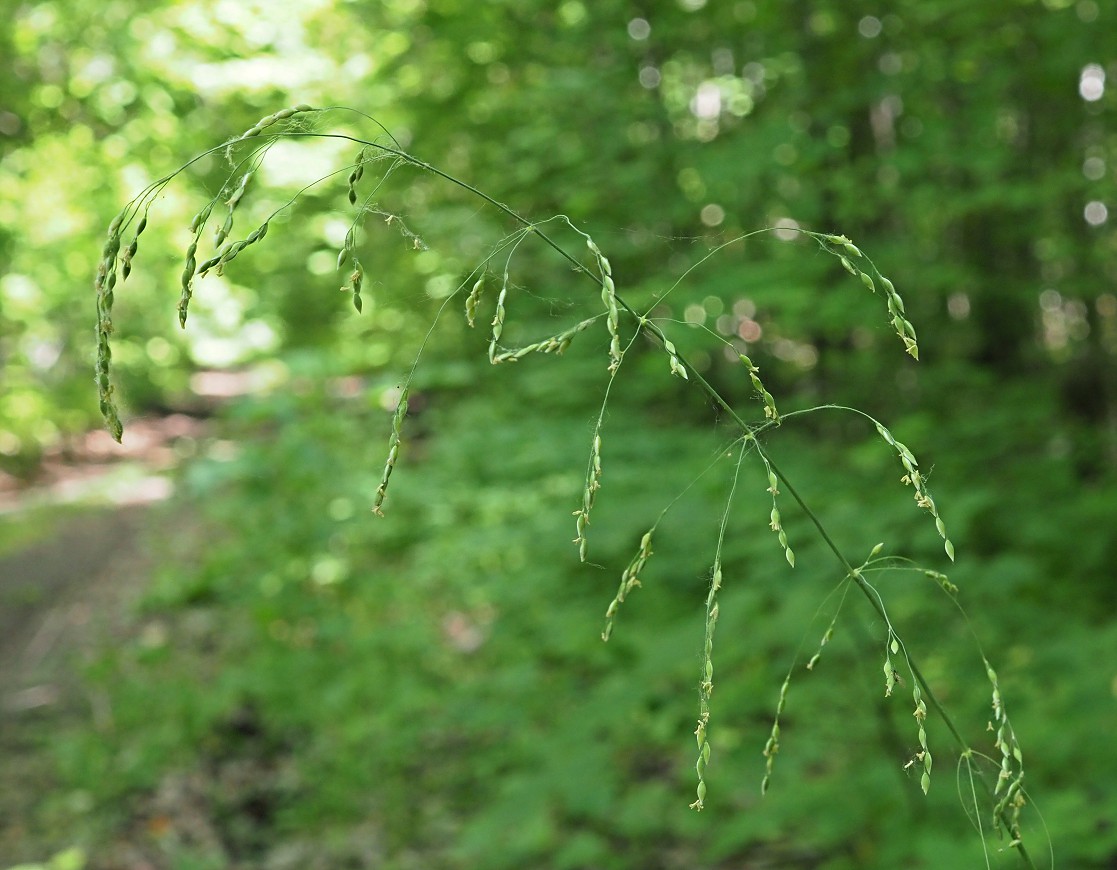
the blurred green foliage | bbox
[4,847,86,870]
[3,0,1117,867]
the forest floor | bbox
[0,410,358,870]
[0,418,193,868]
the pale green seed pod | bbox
[189,206,211,234]
[464,275,482,326]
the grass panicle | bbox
[94,106,1041,865]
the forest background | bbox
[1,0,1115,867]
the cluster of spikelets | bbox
[759,543,938,798]
[816,233,920,360]
[96,105,316,444]
[690,560,721,811]
[601,528,655,642]
[873,420,955,561]
[881,627,934,795]
[94,212,127,442]
[986,658,1027,844]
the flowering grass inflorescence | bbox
[93,105,1041,867]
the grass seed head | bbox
[94,212,128,440]
[373,388,410,515]
[238,104,316,140]
[347,156,366,205]
[465,276,484,327]
[343,257,365,313]
[488,285,508,364]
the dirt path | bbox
[0,506,145,690]
[0,414,208,690]
[0,501,162,864]
[0,416,202,866]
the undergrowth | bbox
[93,104,1049,867]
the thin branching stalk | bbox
[95,108,1040,867]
